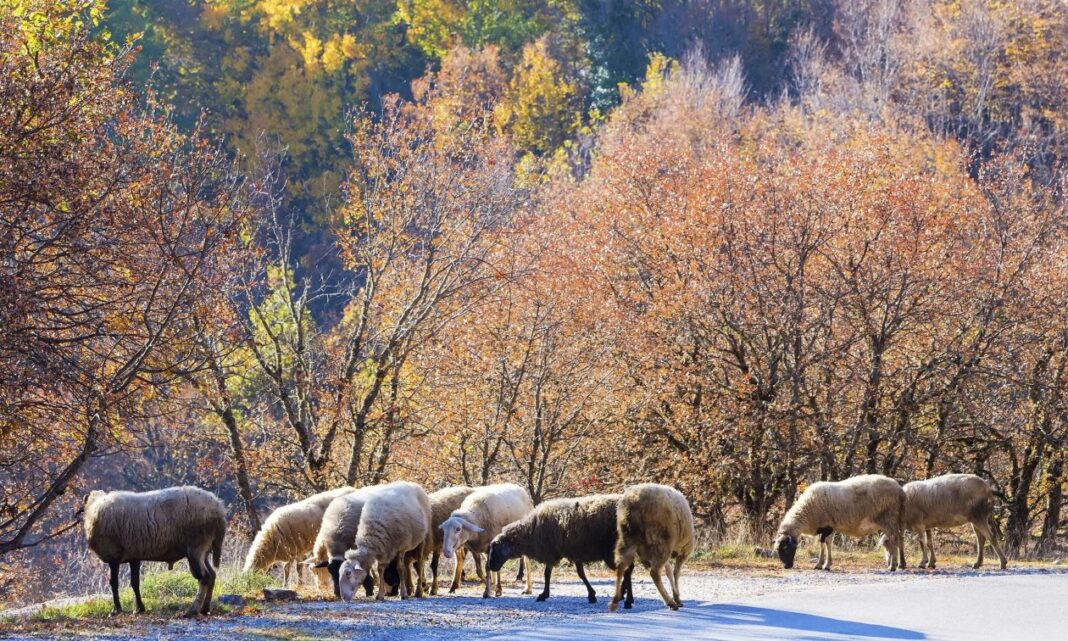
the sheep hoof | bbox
[587,595,597,604]
[536,594,548,602]
[972,562,981,570]
[624,601,633,610]
[109,609,123,618]
[667,603,679,611]
[180,610,200,619]
[482,592,491,599]
[674,600,683,608]
[608,601,619,613]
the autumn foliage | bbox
[1,0,1066,606]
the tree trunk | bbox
[1040,452,1064,552]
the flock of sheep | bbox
[80,472,1006,619]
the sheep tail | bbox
[213,523,225,570]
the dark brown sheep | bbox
[487,494,634,608]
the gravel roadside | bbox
[2,566,1063,640]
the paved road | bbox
[486,573,1067,641]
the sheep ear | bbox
[461,518,484,534]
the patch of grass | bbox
[220,569,274,596]
[31,570,236,622]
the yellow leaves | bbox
[493,37,579,156]
[295,30,322,71]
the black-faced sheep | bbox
[305,488,378,598]
[243,486,353,586]
[337,481,432,601]
[487,493,634,607]
[440,483,534,598]
[773,474,905,572]
[609,483,694,612]
[81,486,226,617]
[899,473,1007,570]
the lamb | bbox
[80,486,226,617]
[337,481,432,601]
[609,483,694,612]
[898,473,1007,570]
[773,474,905,572]
[440,482,534,598]
[306,488,378,598]
[487,493,634,608]
[243,486,354,586]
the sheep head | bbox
[773,531,798,569]
[487,536,514,572]
[440,515,483,559]
[338,550,370,601]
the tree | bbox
[0,0,246,555]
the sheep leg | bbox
[575,562,596,603]
[495,568,503,597]
[649,563,678,610]
[823,539,833,571]
[522,556,533,594]
[450,547,464,593]
[623,562,635,610]
[670,556,684,608]
[976,520,1008,569]
[129,560,145,614]
[473,550,486,582]
[925,529,936,569]
[414,545,426,598]
[972,524,986,569]
[536,563,553,601]
[816,526,833,570]
[200,551,216,615]
[881,533,898,571]
[430,551,440,595]
[398,555,410,600]
[184,551,207,618]
[375,562,387,601]
[516,556,525,582]
[108,561,123,616]
[482,564,492,599]
[609,548,636,612]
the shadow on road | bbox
[489,602,926,640]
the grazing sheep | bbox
[440,483,534,598]
[609,484,694,612]
[243,486,354,586]
[773,474,905,572]
[337,481,432,601]
[305,488,378,598]
[899,473,1008,570]
[487,493,634,608]
[81,486,226,617]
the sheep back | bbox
[84,486,226,565]
[615,484,694,566]
[453,483,533,553]
[902,473,995,531]
[350,481,432,565]
[780,474,904,538]
[244,486,355,572]
[499,493,621,568]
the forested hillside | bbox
[1,0,1065,605]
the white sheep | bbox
[426,485,475,595]
[440,483,534,598]
[337,481,432,601]
[899,473,1008,569]
[609,484,694,612]
[773,474,905,572]
[81,486,226,617]
[243,486,354,586]
[304,487,378,597]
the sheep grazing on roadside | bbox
[414,485,476,595]
[487,493,634,608]
[337,481,432,601]
[773,474,905,572]
[898,473,1007,570]
[306,488,378,598]
[609,484,694,612]
[81,486,226,617]
[440,483,534,598]
[243,486,354,586]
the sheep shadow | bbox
[485,602,926,640]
